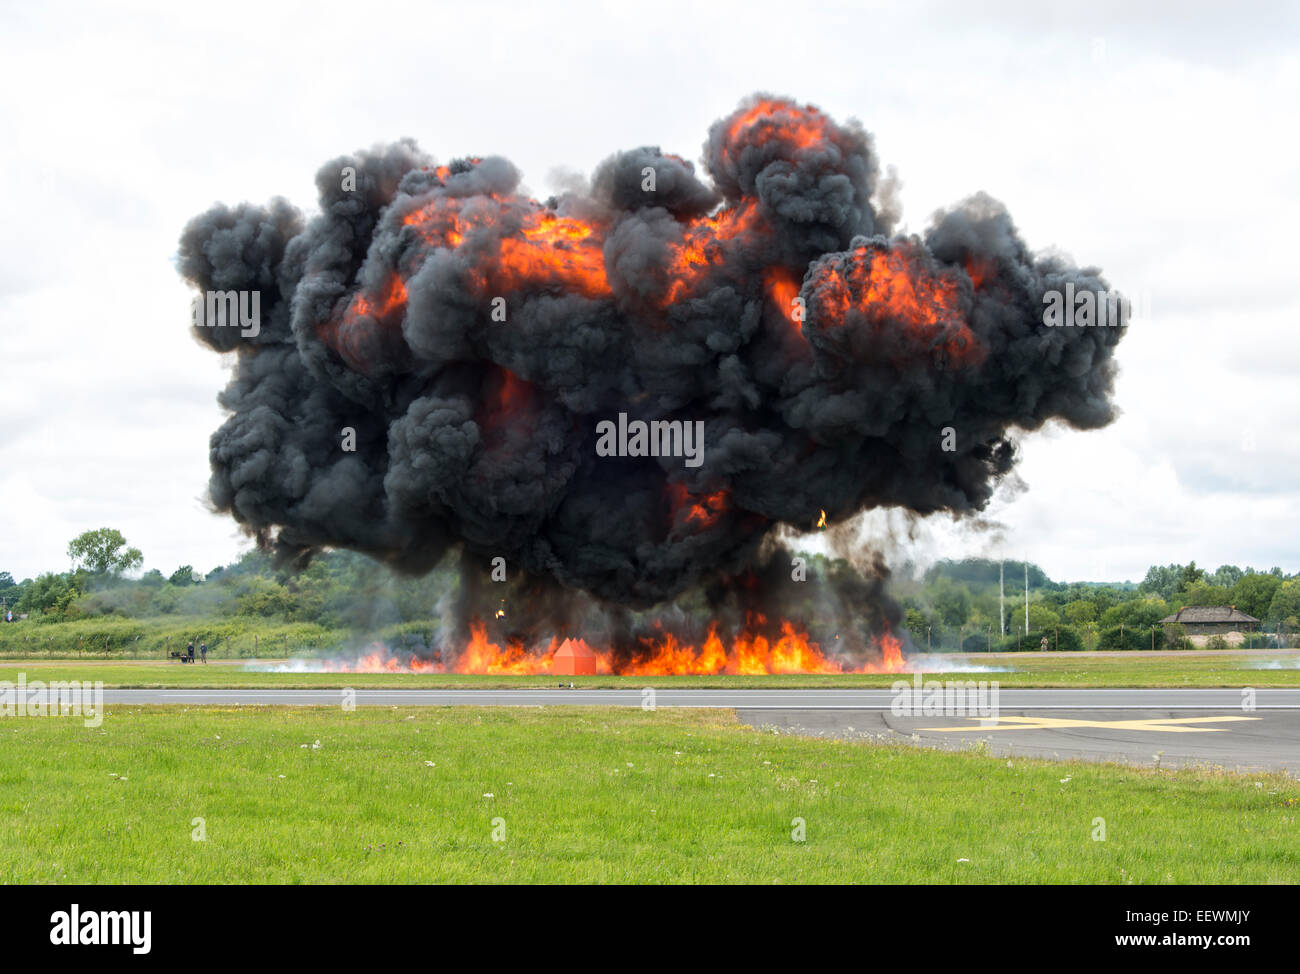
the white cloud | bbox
[0,0,1295,582]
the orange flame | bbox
[320,108,989,375]
[807,244,984,367]
[663,201,762,304]
[350,273,408,320]
[668,483,729,530]
[497,211,611,298]
[723,99,832,158]
[764,267,803,332]
[312,622,907,676]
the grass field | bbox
[2,652,1299,688]
[3,705,1297,883]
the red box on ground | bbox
[553,638,597,676]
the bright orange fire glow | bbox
[808,245,984,367]
[315,272,410,368]
[724,99,831,158]
[314,621,907,676]
[497,211,610,298]
[322,108,983,372]
[350,273,408,320]
[764,267,802,331]
[327,642,442,673]
[399,198,610,298]
[663,201,761,304]
[455,622,558,674]
[479,367,535,436]
[668,483,729,530]
[964,256,995,291]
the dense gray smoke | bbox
[178,95,1124,663]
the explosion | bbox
[180,94,1124,674]
[314,621,906,676]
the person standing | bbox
[186,640,195,663]
[200,641,207,664]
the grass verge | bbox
[3,705,1297,883]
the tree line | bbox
[2,530,1298,652]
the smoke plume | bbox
[178,95,1124,668]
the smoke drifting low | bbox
[178,95,1124,667]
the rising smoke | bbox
[178,95,1125,668]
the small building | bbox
[1159,605,1259,647]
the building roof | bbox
[1158,605,1260,625]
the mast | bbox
[999,560,1005,637]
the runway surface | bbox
[96,688,1300,775]
[96,687,1300,708]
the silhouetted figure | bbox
[200,642,207,664]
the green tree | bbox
[67,528,143,576]
[904,608,929,646]
[169,565,197,586]
[1027,603,1060,630]
[931,578,972,627]
[1177,580,1231,609]
[1063,600,1096,625]
[1177,561,1205,593]
[1100,596,1168,629]
[1211,564,1244,588]
[1229,572,1283,621]
[1139,564,1182,600]
[1266,580,1300,625]
[14,573,82,616]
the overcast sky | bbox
[1,0,1296,585]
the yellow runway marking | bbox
[917,715,1259,733]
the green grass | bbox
[1,652,1298,688]
[2,706,1297,883]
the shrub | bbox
[1002,627,1084,652]
[1098,624,1159,651]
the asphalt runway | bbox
[97,688,1300,775]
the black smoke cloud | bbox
[178,94,1124,658]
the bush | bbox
[1001,627,1084,652]
[1098,625,1159,651]
[0,616,347,658]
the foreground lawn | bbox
[2,706,1296,883]
[1,653,1299,688]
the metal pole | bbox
[999,561,1005,638]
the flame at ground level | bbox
[314,621,906,676]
